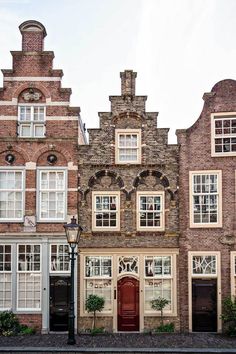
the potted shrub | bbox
[150,296,174,333]
[85,294,105,334]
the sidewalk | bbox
[0,333,236,351]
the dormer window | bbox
[115,129,141,164]
[18,105,45,138]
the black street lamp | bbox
[64,216,83,345]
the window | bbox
[92,192,120,231]
[144,256,172,313]
[231,253,236,297]
[0,245,12,309]
[190,171,222,227]
[118,256,138,274]
[115,129,141,164]
[84,256,112,313]
[18,106,45,138]
[0,170,24,221]
[211,113,236,156]
[38,170,66,221]
[137,192,164,231]
[17,244,41,310]
[192,255,216,275]
[50,244,70,272]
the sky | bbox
[0,0,235,143]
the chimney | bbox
[19,20,47,52]
[120,70,137,96]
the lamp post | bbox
[64,216,83,345]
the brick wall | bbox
[176,79,236,331]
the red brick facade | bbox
[177,79,236,332]
[0,20,86,333]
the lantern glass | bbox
[64,217,82,248]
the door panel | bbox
[192,279,217,332]
[50,276,70,331]
[118,277,139,331]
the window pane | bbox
[34,125,44,137]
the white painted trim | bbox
[37,168,68,223]
[0,100,70,107]
[67,162,78,170]
[0,116,17,120]
[0,99,17,106]
[92,191,120,231]
[4,77,61,82]
[79,250,179,333]
[188,251,222,332]
[25,188,36,192]
[115,129,141,164]
[46,116,78,121]
[211,112,236,157]
[25,162,36,170]
[231,252,236,298]
[189,170,222,228]
[0,169,25,222]
[136,191,165,231]
[46,98,70,106]
[16,243,42,312]
[68,188,78,192]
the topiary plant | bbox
[150,296,170,326]
[85,294,105,331]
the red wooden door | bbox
[118,277,139,331]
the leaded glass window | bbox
[144,256,172,313]
[192,255,216,275]
[84,256,112,313]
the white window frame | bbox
[144,254,176,316]
[0,244,12,310]
[0,168,25,222]
[92,191,120,231]
[115,129,141,164]
[18,105,45,138]
[137,191,165,231]
[84,255,112,314]
[188,251,221,332]
[230,252,236,298]
[211,112,236,157]
[49,244,70,273]
[17,244,41,311]
[189,170,222,228]
[37,168,67,222]
[191,255,217,277]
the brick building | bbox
[1,20,236,335]
[0,20,86,333]
[177,79,236,333]
[77,70,179,332]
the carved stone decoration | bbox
[132,169,175,201]
[23,215,36,233]
[219,234,236,245]
[23,89,42,101]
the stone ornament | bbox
[23,89,42,101]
